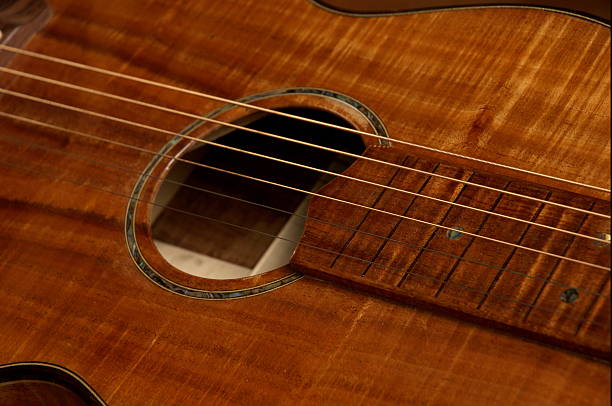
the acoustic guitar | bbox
[0,0,609,404]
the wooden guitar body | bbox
[0,0,609,404]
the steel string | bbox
[0,44,609,196]
[0,66,607,222]
[0,83,604,242]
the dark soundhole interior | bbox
[151,108,366,279]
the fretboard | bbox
[291,146,610,359]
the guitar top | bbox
[0,0,609,404]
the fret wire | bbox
[328,156,415,268]
[0,65,608,221]
[0,45,608,194]
[0,133,609,302]
[360,162,443,277]
[476,191,552,309]
[522,201,598,322]
[575,274,611,335]
[395,172,479,286]
[431,182,511,297]
[0,156,608,329]
[0,105,608,270]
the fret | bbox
[361,162,471,286]
[329,155,408,268]
[300,147,404,268]
[392,171,475,285]
[329,156,435,272]
[435,182,550,305]
[358,160,440,276]
[432,185,508,297]
[482,193,596,320]
[524,200,610,335]
[575,277,611,340]
[396,173,508,296]
[476,191,551,309]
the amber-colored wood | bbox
[0,0,609,405]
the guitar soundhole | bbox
[150,108,365,280]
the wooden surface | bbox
[0,0,609,405]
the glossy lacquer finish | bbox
[0,0,609,404]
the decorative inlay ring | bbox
[125,87,387,299]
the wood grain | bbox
[0,0,609,404]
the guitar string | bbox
[0,87,605,246]
[2,131,607,300]
[0,157,607,329]
[0,107,608,271]
[0,66,607,223]
[0,44,609,195]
